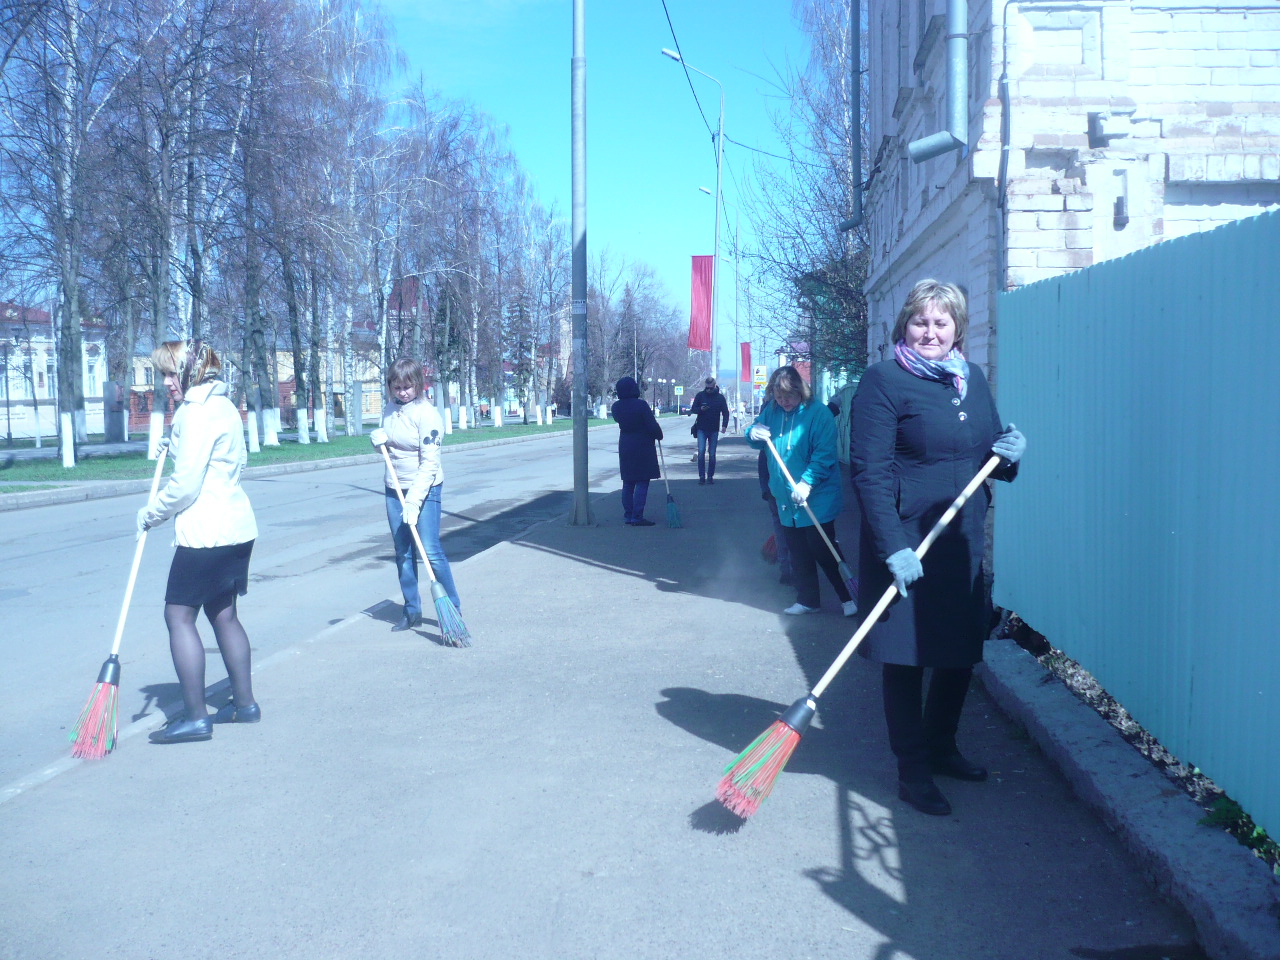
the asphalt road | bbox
[0,428,622,787]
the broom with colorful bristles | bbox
[717,454,1003,818]
[657,440,682,528]
[379,444,471,648]
[764,437,858,598]
[70,440,170,759]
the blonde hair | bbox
[151,340,220,390]
[766,365,812,404]
[891,279,969,352]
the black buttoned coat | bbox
[612,383,663,484]
[850,359,1018,668]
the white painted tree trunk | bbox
[493,407,502,428]
[297,408,310,444]
[246,409,261,453]
[148,411,166,460]
[263,407,280,446]
[60,412,74,467]
[535,405,543,425]
[547,408,554,425]
[316,402,329,443]
[458,405,468,430]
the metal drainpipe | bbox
[839,0,863,232]
[908,0,969,163]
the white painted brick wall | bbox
[865,0,1280,376]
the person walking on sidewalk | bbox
[138,340,260,744]
[371,358,461,632]
[689,377,729,484]
[611,376,663,526]
[850,278,1025,817]
[747,366,856,618]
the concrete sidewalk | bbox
[1,434,1275,959]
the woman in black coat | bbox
[851,279,1026,816]
[611,376,664,526]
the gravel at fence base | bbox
[978,636,1280,960]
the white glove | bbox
[370,428,389,448]
[886,547,923,597]
[791,481,811,505]
[402,500,420,527]
[748,424,771,442]
[136,506,151,541]
[992,423,1026,464]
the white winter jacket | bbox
[379,397,445,508]
[143,380,258,548]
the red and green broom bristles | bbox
[716,697,816,818]
[69,655,121,760]
[430,582,471,648]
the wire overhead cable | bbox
[659,0,718,162]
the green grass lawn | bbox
[0,418,614,484]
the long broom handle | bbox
[810,454,1002,699]
[657,440,673,497]
[379,443,441,585]
[109,442,170,657]
[764,436,846,569]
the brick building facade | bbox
[864,0,1280,375]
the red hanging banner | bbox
[687,255,713,351]
[740,342,751,382]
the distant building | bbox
[0,303,109,438]
[864,0,1280,372]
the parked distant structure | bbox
[863,0,1280,371]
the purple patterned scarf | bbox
[894,339,969,402]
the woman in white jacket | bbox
[138,340,259,744]
[369,357,460,631]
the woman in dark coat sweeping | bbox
[611,376,664,526]
[851,279,1026,815]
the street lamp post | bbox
[662,48,723,382]
[1,340,11,445]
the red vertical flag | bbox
[740,342,751,382]
[687,255,713,351]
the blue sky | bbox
[382,0,809,362]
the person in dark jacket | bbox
[851,278,1026,816]
[689,377,730,484]
[611,376,664,526]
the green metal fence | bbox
[993,209,1280,843]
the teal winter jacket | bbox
[745,399,843,527]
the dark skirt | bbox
[165,540,254,607]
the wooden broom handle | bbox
[810,454,1002,698]
[657,440,673,496]
[110,442,170,657]
[379,443,440,585]
[764,437,844,564]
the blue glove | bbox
[886,547,923,597]
[992,423,1025,464]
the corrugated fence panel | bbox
[995,209,1280,843]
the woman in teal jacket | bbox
[746,366,856,617]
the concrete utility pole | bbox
[568,0,593,525]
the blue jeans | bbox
[696,429,720,480]
[622,480,650,522]
[385,485,460,617]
